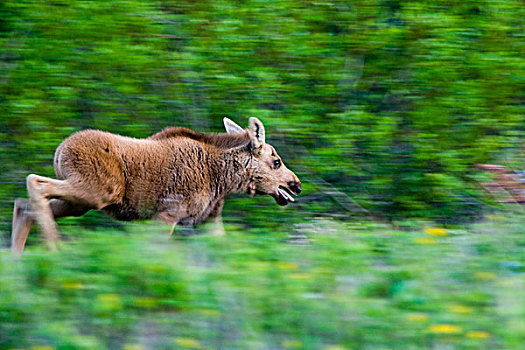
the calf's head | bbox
[224,117,301,205]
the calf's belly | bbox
[101,203,155,221]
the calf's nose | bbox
[288,181,301,195]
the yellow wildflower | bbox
[61,281,83,290]
[448,304,473,314]
[174,337,201,349]
[485,215,504,220]
[322,346,348,350]
[424,227,448,236]
[290,273,311,279]
[123,345,144,350]
[250,261,270,271]
[406,313,429,322]
[475,272,496,280]
[198,308,221,317]
[282,339,303,348]
[415,237,437,244]
[134,297,157,308]
[429,324,462,334]
[277,262,299,270]
[466,331,490,339]
[96,294,123,311]
[313,267,332,275]
[146,264,167,272]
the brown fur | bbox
[11,118,301,252]
[148,126,252,149]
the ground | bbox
[1,215,524,349]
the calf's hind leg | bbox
[25,174,99,251]
[12,197,90,253]
[12,198,35,253]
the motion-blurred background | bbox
[0,1,524,349]
[1,0,524,233]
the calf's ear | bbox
[223,117,245,134]
[248,117,265,149]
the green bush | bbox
[0,0,524,234]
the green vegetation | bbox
[1,216,524,349]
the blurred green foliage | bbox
[1,217,524,349]
[0,0,524,237]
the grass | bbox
[1,215,524,349]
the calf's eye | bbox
[273,160,281,169]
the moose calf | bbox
[12,117,301,252]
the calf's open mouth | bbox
[274,186,297,206]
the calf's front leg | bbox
[206,199,226,236]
